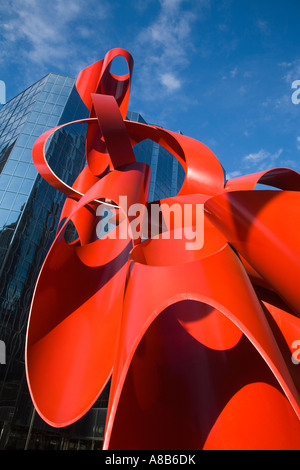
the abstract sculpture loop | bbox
[25,48,300,450]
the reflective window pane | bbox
[1,191,16,209]
[0,207,9,228]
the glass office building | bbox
[0,74,93,449]
[127,111,185,202]
[0,77,185,450]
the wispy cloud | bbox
[221,66,239,80]
[226,170,242,179]
[226,144,300,180]
[0,0,110,83]
[281,59,300,85]
[256,19,270,35]
[256,59,300,131]
[243,148,283,171]
[160,72,181,92]
[225,146,295,181]
[134,0,200,101]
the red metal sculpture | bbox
[25,48,300,450]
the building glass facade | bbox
[0,79,185,450]
[0,74,96,449]
[126,110,185,202]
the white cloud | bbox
[160,0,184,10]
[256,19,269,34]
[135,0,200,100]
[281,59,300,85]
[139,5,196,66]
[1,1,70,59]
[220,66,239,81]
[160,72,181,92]
[243,148,283,170]
[297,137,300,150]
[230,67,238,78]
[226,170,242,179]
[244,149,269,163]
[0,0,109,72]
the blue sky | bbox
[0,0,300,179]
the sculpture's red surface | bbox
[25,48,300,449]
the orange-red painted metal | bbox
[25,48,300,449]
